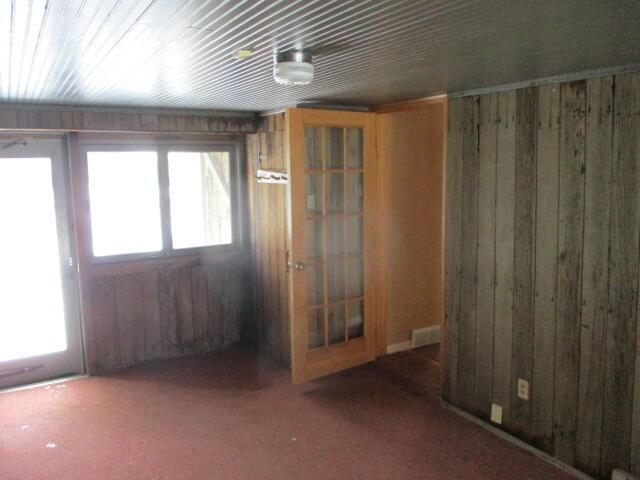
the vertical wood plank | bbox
[458,96,479,412]
[531,83,561,453]
[158,269,178,356]
[174,266,195,352]
[475,94,498,417]
[602,72,640,477]
[206,264,224,350]
[443,97,464,403]
[511,87,537,439]
[192,265,210,352]
[575,76,614,475]
[493,89,516,425]
[554,80,586,465]
[115,274,146,366]
[90,276,120,371]
[141,270,162,361]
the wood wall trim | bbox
[372,94,447,114]
[0,104,258,133]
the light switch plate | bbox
[517,378,529,400]
[490,404,503,424]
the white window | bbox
[168,151,232,249]
[85,142,240,261]
[87,151,162,257]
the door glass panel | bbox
[304,127,323,169]
[328,303,346,345]
[308,308,325,350]
[307,265,324,306]
[0,157,67,361]
[345,216,363,256]
[326,217,344,257]
[346,128,363,168]
[326,173,344,214]
[326,127,344,168]
[301,121,368,359]
[305,219,323,261]
[304,174,323,215]
[346,258,364,298]
[327,261,345,303]
[347,300,364,339]
[347,173,363,213]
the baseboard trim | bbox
[440,399,594,480]
[386,341,413,354]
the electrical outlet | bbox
[490,404,503,424]
[517,378,529,400]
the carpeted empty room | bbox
[1,1,639,479]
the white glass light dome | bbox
[273,51,314,86]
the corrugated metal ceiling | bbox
[0,0,638,112]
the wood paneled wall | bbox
[444,71,640,480]
[0,104,257,133]
[86,258,250,373]
[246,113,291,366]
[376,102,445,349]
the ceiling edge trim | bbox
[449,63,640,98]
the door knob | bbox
[294,261,306,271]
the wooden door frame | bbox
[372,95,448,373]
[286,108,377,384]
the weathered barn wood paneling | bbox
[0,104,257,133]
[444,71,640,480]
[531,83,560,452]
[443,98,463,403]
[87,259,249,373]
[247,113,291,367]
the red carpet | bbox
[0,348,575,480]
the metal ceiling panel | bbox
[0,0,638,111]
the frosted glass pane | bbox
[88,151,162,256]
[0,157,67,361]
[169,151,232,249]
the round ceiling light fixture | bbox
[273,51,313,86]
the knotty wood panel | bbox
[247,113,291,366]
[86,259,249,373]
[0,104,257,133]
[444,70,640,480]
[511,86,537,440]
[576,76,613,476]
[492,89,516,426]
[531,83,560,453]
[458,96,479,412]
[553,80,586,465]
[474,94,497,417]
[601,72,640,477]
[443,98,464,403]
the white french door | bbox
[0,137,84,389]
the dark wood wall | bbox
[86,257,250,373]
[246,113,291,367]
[444,71,640,480]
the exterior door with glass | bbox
[287,108,377,384]
[0,138,84,389]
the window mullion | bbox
[158,147,173,254]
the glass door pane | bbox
[0,157,66,361]
[302,125,365,352]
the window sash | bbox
[81,140,243,264]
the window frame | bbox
[79,134,245,264]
